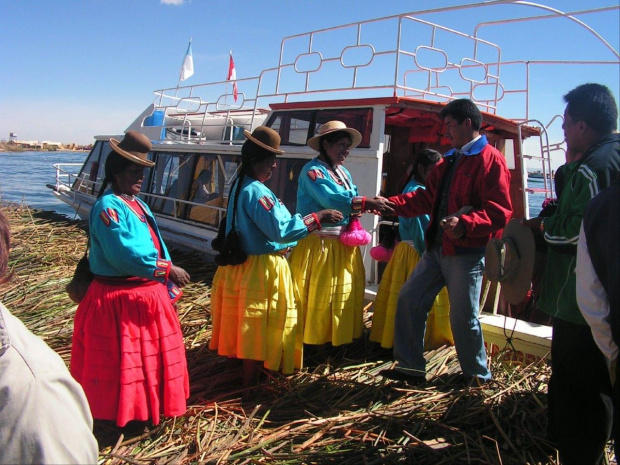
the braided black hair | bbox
[214,135,279,266]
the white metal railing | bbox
[52,163,226,228]
[53,163,83,191]
[143,1,617,151]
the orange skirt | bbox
[70,277,189,427]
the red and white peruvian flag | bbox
[227,51,238,102]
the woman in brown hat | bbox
[70,130,191,428]
[208,126,342,388]
[288,121,385,359]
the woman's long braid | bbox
[230,170,246,233]
[214,168,248,266]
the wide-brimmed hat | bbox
[307,121,362,152]
[485,219,535,305]
[109,130,154,167]
[243,126,284,155]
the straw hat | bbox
[307,121,362,152]
[485,219,535,305]
[109,130,155,167]
[243,126,284,155]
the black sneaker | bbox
[379,368,426,386]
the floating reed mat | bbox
[1,203,577,464]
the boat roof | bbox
[270,96,541,139]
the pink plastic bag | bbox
[370,244,394,262]
[340,216,371,247]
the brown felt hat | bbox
[485,219,536,305]
[307,120,362,152]
[109,130,155,167]
[243,126,284,155]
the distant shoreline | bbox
[0,142,90,153]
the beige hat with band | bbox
[307,120,362,152]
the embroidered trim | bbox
[259,195,275,211]
[100,210,111,227]
[303,213,321,232]
[351,196,365,212]
[116,194,147,222]
[327,170,343,186]
[307,169,325,182]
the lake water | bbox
[0,151,87,218]
[0,150,548,218]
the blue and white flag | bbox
[179,40,194,82]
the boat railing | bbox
[52,164,225,228]
[144,2,618,148]
[138,192,226,227]
[52,163,85,192]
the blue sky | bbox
[1,0,618,155]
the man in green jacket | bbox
[524,83,620,464]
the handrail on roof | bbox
[144,1,617,148]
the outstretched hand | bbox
[316,209,344,224]
[365,196,395,215]
[169,264,190,287]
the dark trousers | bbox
[548,317,613,464]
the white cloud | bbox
[160,0,185,5]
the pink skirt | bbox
[70,277,189,427]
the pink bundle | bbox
[370,244,394,262]
[340,216,372,247]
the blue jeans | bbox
[393,245,491,380]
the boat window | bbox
[186,154,240,227]
[72,141,113,195]
[73,142,102,194]
[148,152,195,218]
[268,108,373,148]
[269,112,312,146]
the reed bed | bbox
[2,202,612,464]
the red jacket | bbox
[388,135,512,255]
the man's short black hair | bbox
[564,83,618,135]
[439,99,483,131]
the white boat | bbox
[48,1,619,360]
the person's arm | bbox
[246,189,342,243]
[524,165,590,249]
[576,223,618,373]
[91,197,172,282]
[458,153,512,238]
[388,185,433,218]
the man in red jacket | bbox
[378,98,512,384]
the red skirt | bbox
[70,277,189,427]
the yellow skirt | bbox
[288,234,365,346]
[209,253,303,374]
[369,241,453,350]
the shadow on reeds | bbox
[31,208,88,228]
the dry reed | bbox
[1,202,614,465]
